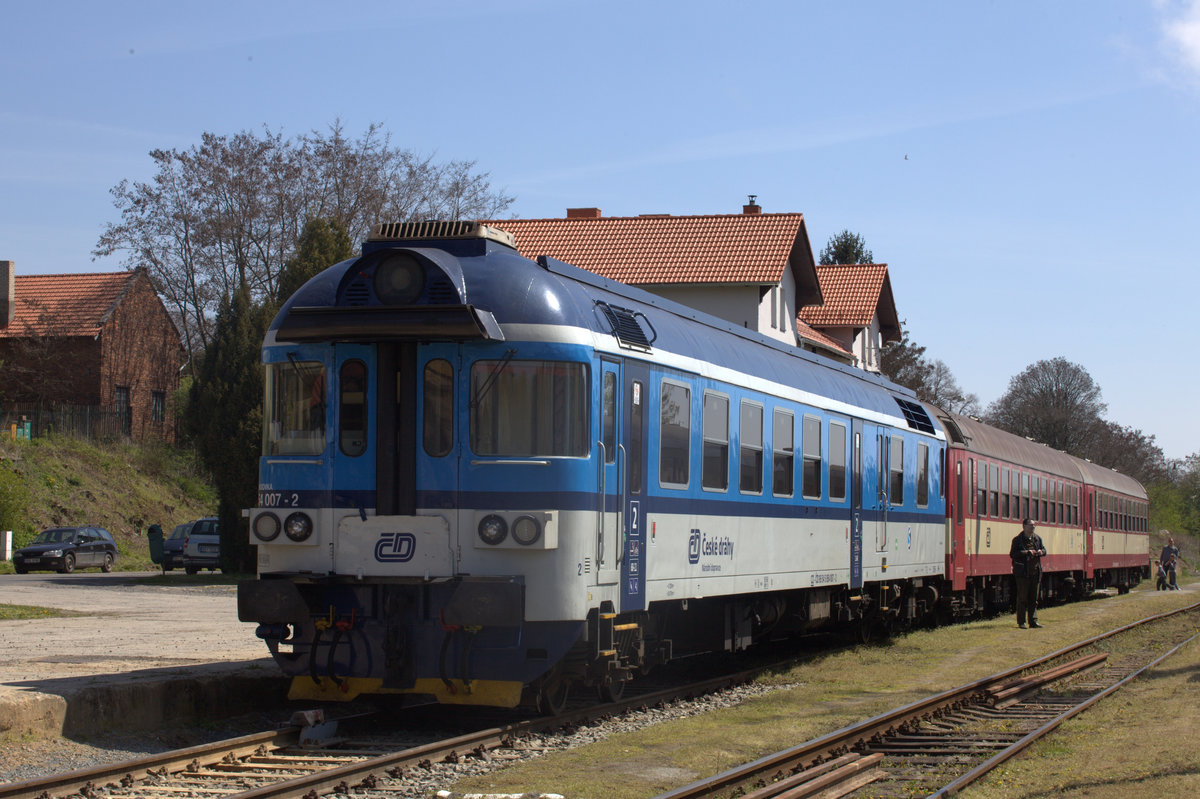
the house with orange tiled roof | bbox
[485,202,855,362]
[798,263,901,373]
[0,261,184,442]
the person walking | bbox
[1011,518,1047,629]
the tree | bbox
[819,229,874,265]
[95,121,515,362]
[880,326,932,396]
[184,283,271,573]
[926,360,981,416]
[277,218,355,304]
[984,357,1106,454]
[1082,421,1168,485]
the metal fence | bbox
[1,403,130,443]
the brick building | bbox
[0,261,184,441]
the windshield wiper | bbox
[470,349,517,410]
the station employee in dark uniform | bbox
[1010,518,1047,629]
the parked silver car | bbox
[182,517,220,574]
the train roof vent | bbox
[368,220,517,249]
[597,301,654,352]
[894,397,936,435]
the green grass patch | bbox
[0,603,87,621]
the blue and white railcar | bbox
[238,222,947,710]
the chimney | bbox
[566,208,602,219]
[742,195,761,215]
[0,260,13,327]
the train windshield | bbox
[470,359,589,457]
[263,360,327,456]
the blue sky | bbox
[3,1,1199,460]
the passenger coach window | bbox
[338,360,368,457]
[263,360,326,456]
[660,381,691,487]
[889,436,904,505]
[739,401,763,494]
[423,359,453,457]
[990,465,999,517]
[772,410,794,497]
[702,392,729,491]
[802,416,822,499]
[470,360,588,456]
[829,422,847,501]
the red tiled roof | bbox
[0,272,137,339]
[795,319,851,356]
[484,212,821,300]
[799,264,901,341]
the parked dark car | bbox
[13,526,118,574]
[161,523,190,571]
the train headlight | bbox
[253,512,281,542]
[284,512,314,542]
[373,252,426,305]
[512,515,542,546]
[477,514,508,546]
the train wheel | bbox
[537,674,570,716]
[597,674,626,703]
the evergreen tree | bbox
[819,229,874,264]
[185,283,271,573]
[277,218,355,304]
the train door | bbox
[598,359,623,587]
[949,452,967,590]
[374,342,418,517]
[875,431,890,552]
[850,421,864,590]
[620,361,648,612]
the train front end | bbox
[238,222,591,707]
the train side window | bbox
[976,462,986,517]
[629,380,644,494]
[1021,472,1030,520]
[990,465,999,517]
[659,380,691,488]
[702,391,729,491]
[916,442,929,507]
[772,409,794,497]
[338,360,368,457]
[422,359,454,457]
[889,436,904,505]
[739,400,763,494]
[955,461,963,524]
[1001,468,1011,518]
[802,415,822,499]
[829,421,847,501]
[968,458,975,515]
[602,371,617,464]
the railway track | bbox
[5,604,1196,799]
[0,667,769,799]
[655,602,1200,798]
